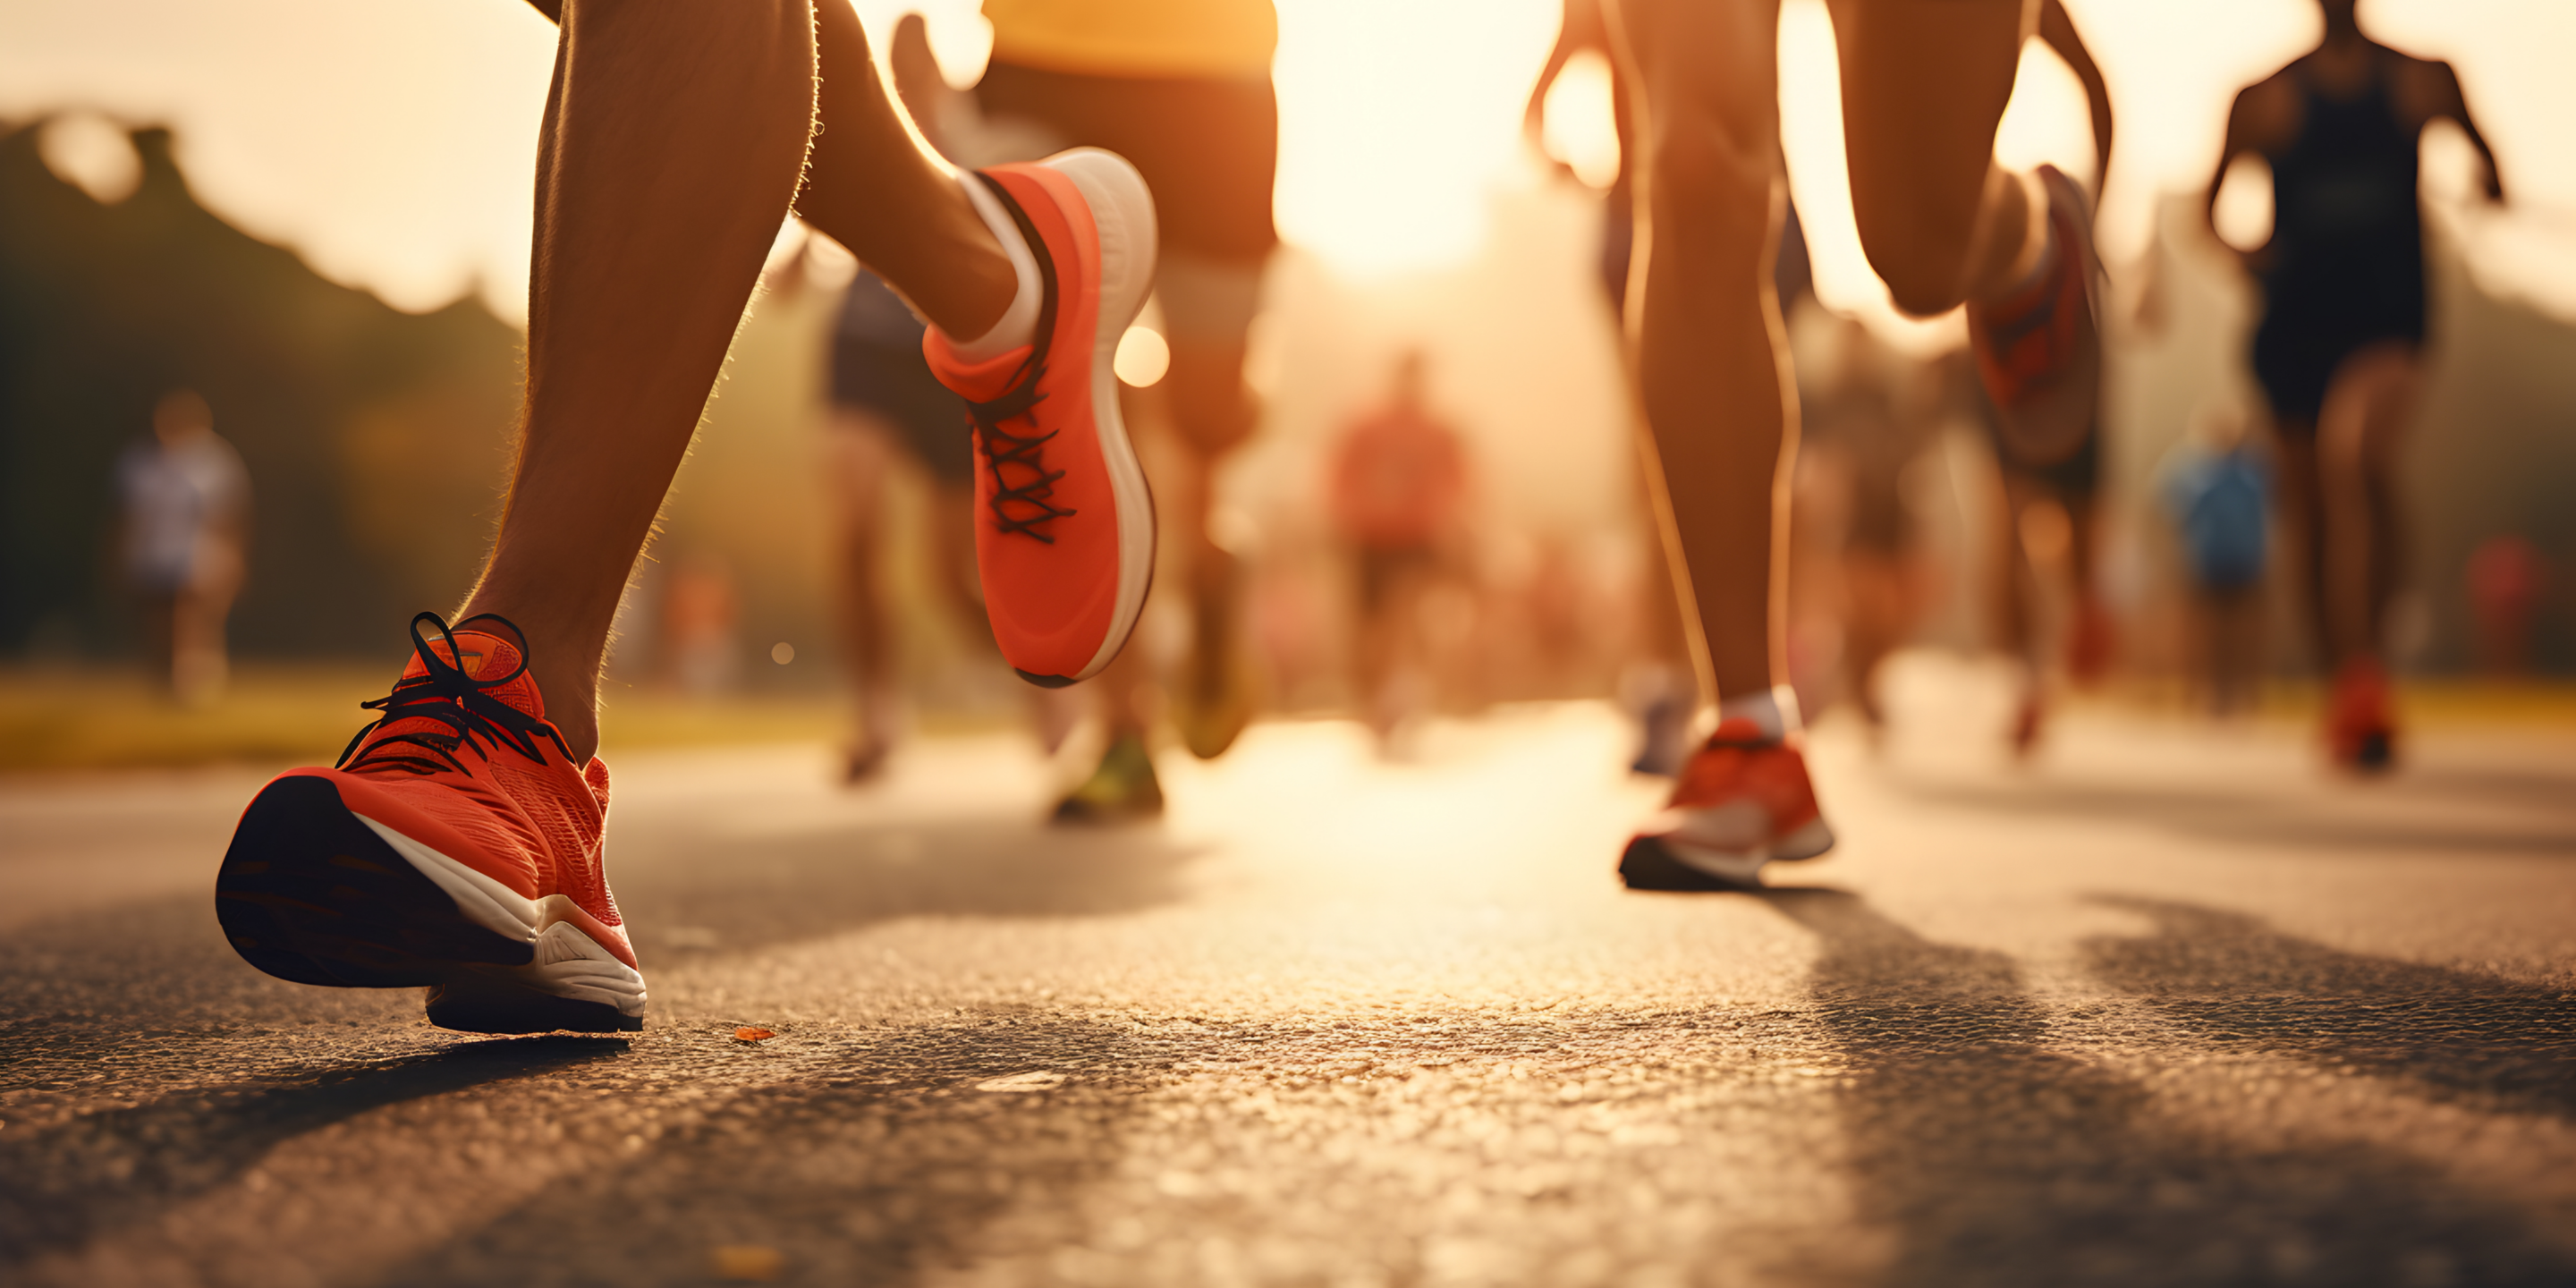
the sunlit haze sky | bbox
[4,0,2572,330]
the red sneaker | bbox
[1968,164,2101,467]
[214,613,645,1033]
[2326,657,2398,772]
[1619,718,1835,891]
[926,148,1159,687]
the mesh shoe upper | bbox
[924,154,1157,685]
[1969,165,2097,408]
[1648,717,1827,853]
[281,614,633,966]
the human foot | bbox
[214,613,646,1033]
[1967,165,2101,467]
[925,149,1160,689]
[1052,730,1165,824]
[1618,718,1835,892]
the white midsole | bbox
[1660,839,1769,886]
[354,814,648,1015]
[1046,147,1160,682]
[1652,815,1835,886]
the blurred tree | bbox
[0,120,520,659]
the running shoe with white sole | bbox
[1968,164,2102,468]
[1052,730,1165,825]
[926,148,1159,688]
[1619,718,1835,892]
[213,613,646,1033]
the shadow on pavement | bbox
[0,1037,623,1271]
[1882,775,2576,858]
[614,817,1205,962]
[386,1014,1191,1288]
[1758,888,2576,1287]
[2083,894,2576,1119]
[0,817,1200,1087]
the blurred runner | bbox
[2465,535,2546,677]
[963,0,1282,821]
[2158,403,2274,717]
[214,0,1160,1033]
[658,551,743,695]
[1330,352,1470,750]
[1970,4,2114,755]
[819,264,977,780]
[1604,0,2111,891]
[1788,315,1945,736]
[817,14,1051,783]
[1526,1,1718,775]
[1528,0,1640,314]
[117,388,248,706]
[2206,0,2505,769]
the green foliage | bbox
[0,121,522,657]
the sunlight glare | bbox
[1115,324,1172,387]
[1992,38,2098,193]
[2211,155,2274,253]
[1271,0,1559,277]
[36,114,143,205]
[1540,51,1622,191]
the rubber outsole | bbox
[1618,835,1766,893]
[215,775,640,1034]
[427,970,641,1035]
[216,776,533,988]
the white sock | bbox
[1716,685,1801,742]
[945,175,1043,362]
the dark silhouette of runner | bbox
[2206,0,2504,769]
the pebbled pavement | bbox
[4,676,2574,1287]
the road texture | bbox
[5,668,2575,1287]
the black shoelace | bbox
[962,170,1076,544]
[336,611,572,777]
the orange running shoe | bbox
[2326,656,2398,772]
[926,148,1158,687]
[1968,164,2102,467]
[1620,718,1835,892]
[214,613,645,1033]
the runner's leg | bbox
[799,0,1017,335]
[1827,0,2041,314]
[2271,424,2326,662]
[1605,0,1790,706]
[824,411,900,775]
[2318,343,2421,665]
[464,0,1014,761]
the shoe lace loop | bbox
[968,382,1078,543]
[336,611,571,777]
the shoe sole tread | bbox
[216,776,639,1033]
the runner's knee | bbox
[1644,113,1775,261]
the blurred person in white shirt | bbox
[118,389,249,704]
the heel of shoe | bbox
[425,923,646,1034]
[1045,147,1159,331]
[216,775,535,988]
[1619,834,1767,892]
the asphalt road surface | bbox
[6,675,2574,1287]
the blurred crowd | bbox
[6,0,2569,797]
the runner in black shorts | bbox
[820,263,975,781]
[2207,0,2504,769]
